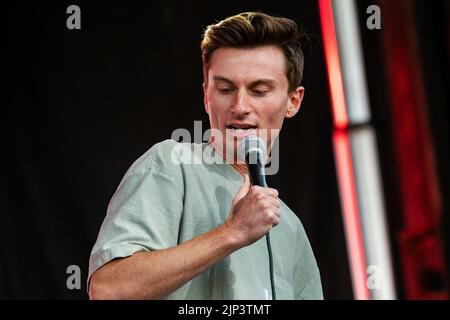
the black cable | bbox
[266,232,276,300]
[243,139,276,300]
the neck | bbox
[208,140,249,177]
[231,163,248,176]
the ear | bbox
[203,82,209,115]
[285,86,305,118]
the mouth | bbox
[219,124,260,155]
[226,124,257,134]
[224,125,258,142]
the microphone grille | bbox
[237,135,266,163]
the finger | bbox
[233,174,251,204]
[273,207,281,218]
[271,214,280,227]
[266,196,280,208]
[258,187,279,198]
[251,186,279,198]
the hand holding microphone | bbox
[224,136,281,247]
[224,135,279,300]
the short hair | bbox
[201,12,305,92]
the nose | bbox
[230,90,252,117]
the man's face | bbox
[203,45,304,161]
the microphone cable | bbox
[265,232,276,300]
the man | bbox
[88,11,323,300]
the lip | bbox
[226,122,256,128]
[225,127,257,139]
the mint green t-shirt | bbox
[88,140,323,300]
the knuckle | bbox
[262,200,271,209]
[273,198,280,207]
[270,188,279,196]
[252,186,262,192]
[273,215,280,226]
[255,192,265,201]
[250,186,260,195]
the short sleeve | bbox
[88,142,184,284]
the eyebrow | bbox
[213,76,276,87]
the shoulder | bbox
[279,200,306,235]
[276,200,314,255]
[125,139,190,175]
[122,139,206,186]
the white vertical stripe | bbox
[350,128,396,299]
[332,0,371,124]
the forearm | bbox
[89,224,242,300]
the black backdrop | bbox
[3,1,352,299]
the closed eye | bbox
[218,88,236,94]
[252,89,269,95]
[251,87,271,96]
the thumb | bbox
[233,174,251,204]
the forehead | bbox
[207,46,287,84]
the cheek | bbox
[206,93,229,125]
[208,95,233,116]
[257,97,288,126]
[211,93,232,108]
[207,89,228,107]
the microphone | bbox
[238,135,268,187]
[238,135,276,300]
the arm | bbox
[89,174,280,300]
[89,223,240,300]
